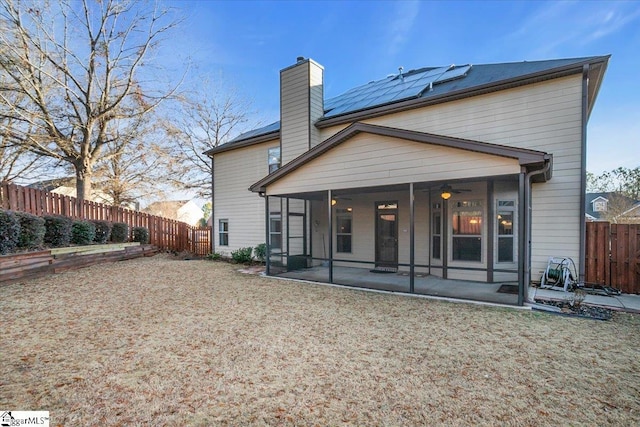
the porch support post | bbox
[487,180,495,283]
[442,196,448,280]
[409,183,415,293]
[265,195,270,276]
[518,172,526,306]
[327,190,333,283]
[286,197,290,270]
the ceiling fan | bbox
[439,184,471,200]
[331,196,352,206]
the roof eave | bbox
[316,55,611,129]
[204,131,280,157]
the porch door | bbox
[375,202,398,268]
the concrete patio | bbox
[277,265,519,305]
[271,265,640,311]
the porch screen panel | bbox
[268,196,286,274]
[286,198,308,272]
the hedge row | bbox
[0,209,149,254]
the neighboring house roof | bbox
[249,122,552,193]
[28,176,76,192]
[207,55,608,156]
[585,192,640,220]
[143,200,203,226]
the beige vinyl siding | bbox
[213,141,278,255]
[309,62,324,149]
[281,63,310,164]
[317,74,584,279]
[266,133,521,195]
[310,190,430,271]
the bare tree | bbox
[0,0,179,203]
[165,76,255,198]
[598,193,639,224]
[588,166,640,200]
[93,114,183,207]
[0,117,49,183]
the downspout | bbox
[578,64,589,284]
[211,157,215,255]
[523,157,552,302]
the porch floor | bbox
[276,265,519,305]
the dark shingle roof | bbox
[223,56,607,146]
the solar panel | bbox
[324,64,473,117]
[434,65,472,84]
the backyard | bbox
[1,255,639,426]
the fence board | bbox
[585,222,640,294]
[585,222,609,285]
[0,182,211,256]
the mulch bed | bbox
[534,299,614,320]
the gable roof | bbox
[207,55,609,156]
[249,122,551,193]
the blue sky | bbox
[165,0,640,174]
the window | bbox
[268,147,281,173]
[336,208,352,253]
[432,203,441,259]
[451,201,482,262]
[593,200,607,212]
[219,219,229,246]
[497,201,515,263]
[269,215,282,251]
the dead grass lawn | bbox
[1,255,639,426]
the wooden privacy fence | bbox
[585,222,640,294]
[0,182,212,256]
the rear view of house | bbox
[206,55,609,305]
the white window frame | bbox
[593,200,607,212]
[450,200,483,263]
[219,219,229,246]
[268,147,281,174]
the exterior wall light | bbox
[331,199,337,206]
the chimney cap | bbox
[296,56,306,62]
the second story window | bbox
[268,147,281,173]
[593,200,607,212]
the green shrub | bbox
[110,222,128,243]
[132,226,149,244]
[91,220,112,244]
[254,243,266,262]
[0,209,20,254]
[43,215,73,248]
[206,252,222,261]
[71,220,96,245]
[15,212,45,249]
[231,246,253,264]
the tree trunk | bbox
[75,161,93,207]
